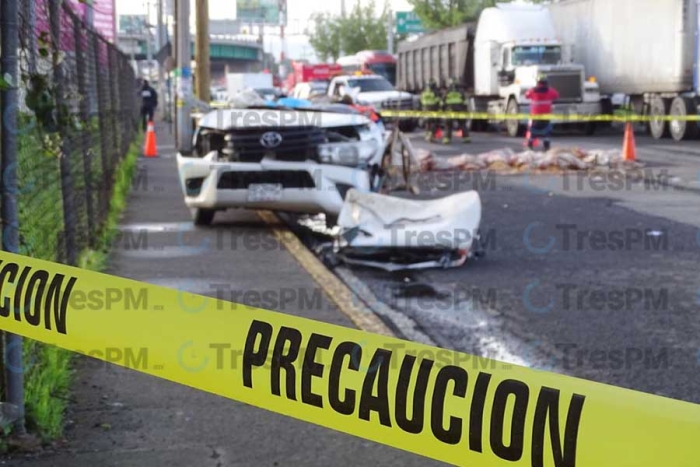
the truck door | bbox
[498,47,515,86]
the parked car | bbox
[177,106,386,226]
[253,87,286,101]
[292,81,330,101]
[327,74,419,131]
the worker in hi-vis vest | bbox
[420,79,441,142]
[442,77,471,144]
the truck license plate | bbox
[247,184,283,202]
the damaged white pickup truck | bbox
[177,106,385,225]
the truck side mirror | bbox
[498,70,515,86]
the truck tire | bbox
[506,98,525,137]
[649,95,670,140]
[669,96,699,141]
[192,208,215,226]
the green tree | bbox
[309,13,343,62]
[308,1,395,60]
[407,0,544,30]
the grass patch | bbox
[17,133,143,442]
[78,135,144,270]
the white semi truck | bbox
[548,0,700,141]
[397,3,603,137]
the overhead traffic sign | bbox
[396,11,424,34]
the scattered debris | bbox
[417,147,644,174]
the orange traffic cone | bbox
[622,122,637,162]
[144,121,158,158]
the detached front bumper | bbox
[177,154,372,216]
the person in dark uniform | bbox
[420,79,441,142]
[442,77,471,144]
[140,80,158,131]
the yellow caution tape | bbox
[380,110,700,122]
[199,105,700,122]
[2,250,700,466]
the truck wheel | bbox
[192,208,215,226]
[669,97,699,141]
[649,95,670,139]
[506,98,524,137]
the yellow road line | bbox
[256,210,394,337]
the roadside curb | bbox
[256,210,395,337]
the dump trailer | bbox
[397,3,603,136]
[548,0,699,140]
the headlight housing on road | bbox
[318,140,379,167]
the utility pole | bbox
[145,0,154,81]
[195,0,211,102]
[156,0,166,118]
[172,0,178,139]
[279,24,285,77]
[85,0,94,27]
[1,0,26,436]
[387,9,394,54]
[176,0,193,152]
[279,0,287,78]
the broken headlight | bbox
[318,140,378,167]
[221,133,238,161]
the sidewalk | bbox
[6,124,442,466]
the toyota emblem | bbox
[260,132,283,149]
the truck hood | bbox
[357,90,414,104]
[197,108,371,130]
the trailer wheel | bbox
[506,98,524,137]
[649,95,670,139]
[669,97,699,141]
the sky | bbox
[117,0,413,60]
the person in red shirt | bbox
[525,76,559,150]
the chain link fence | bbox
[2,0,140,438]
[16,0,139,264]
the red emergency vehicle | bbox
[284,62,343,94]
[336,50,397,85]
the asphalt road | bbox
[346,127,700,403]
[5,124,700,465]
